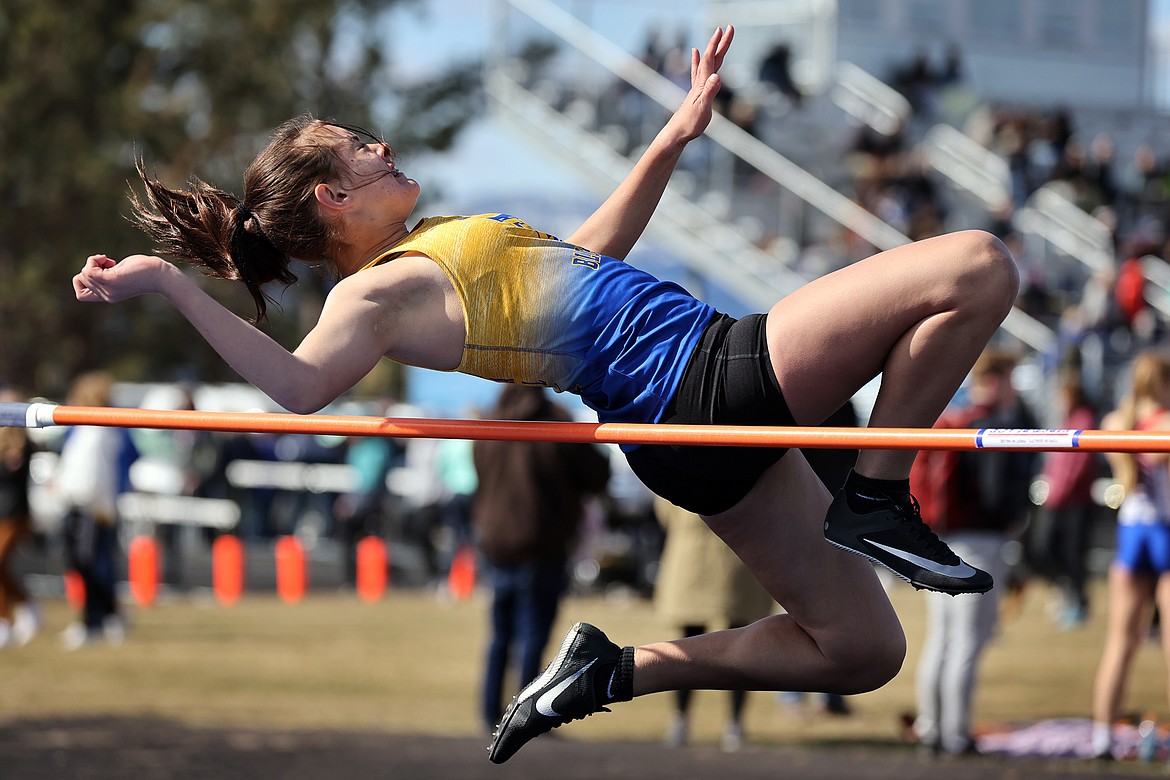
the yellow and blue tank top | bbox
[364,213,714,425]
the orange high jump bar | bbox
[4,401,1170,452]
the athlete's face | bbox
[321,124,420,213]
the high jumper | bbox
[72,25,1020,763]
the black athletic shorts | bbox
[625,312,795,516]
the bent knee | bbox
[826,623,907,694]
[954,229,1020,310]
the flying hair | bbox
[128,115,385,321]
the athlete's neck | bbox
[335,223,413,277]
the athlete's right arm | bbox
[566,25,733,260]
[74,253,388,414]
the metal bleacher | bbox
[486,0,1057,354]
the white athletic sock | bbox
[1091,721,1112,757]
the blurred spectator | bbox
[270,432,345,539]
[890,46,959,118]
[1028,108,1073,187]
[1004,228,1056,325]
[0,387,40,647]
[998,111,1037,208]
[206,431,277,540]
[910,349,1039,756]
[613,26,670,146]
[1091,349,1170,760]
[333,408,400,587]
[434,429,479,588]
[472,385,609,734]
[847,120,945,244]
[56,372,138,650]
[1113,237,1163,346]
[938,43,963,86]
[891,49,933,113]
[658,28,693,92]
[1121,144,1170,228]
[637,27,665,74]
[1083,133,1119,211]
[389,436,445,582]
[757,42,802,106]
[654,497,774,751]
[156,386,210,584]
[1026,367,1101,628]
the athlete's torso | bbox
[362,213,714,423]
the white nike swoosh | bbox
[866,540,977,579]
[536,659,597,718]
[605,668,618,700]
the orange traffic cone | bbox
[212,535,245,606]
[128,536,160,607]
[275,536,306,604]
[447,546,477,601]
[63,569,86,610]
[356,536,388,603]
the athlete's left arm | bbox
[565,25,733,261]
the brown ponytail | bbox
[129,115,347,321]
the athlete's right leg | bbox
[488,449,904,764]
[631,449,905,698]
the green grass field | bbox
[2,578,1167,752]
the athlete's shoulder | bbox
[337,252,442,298]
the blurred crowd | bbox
[590,29,1170,415]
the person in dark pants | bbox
[1028,369,1100,628]
[472,385,610,733]
[56,372,139,650]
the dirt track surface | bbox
[0,716,1152,780]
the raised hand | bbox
[668,25,735,143]
[548,25,737,260]
[73,253,174,304]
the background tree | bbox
[0,0,481,400]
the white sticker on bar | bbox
[27,403,59,428]
[975,429,1082,449]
